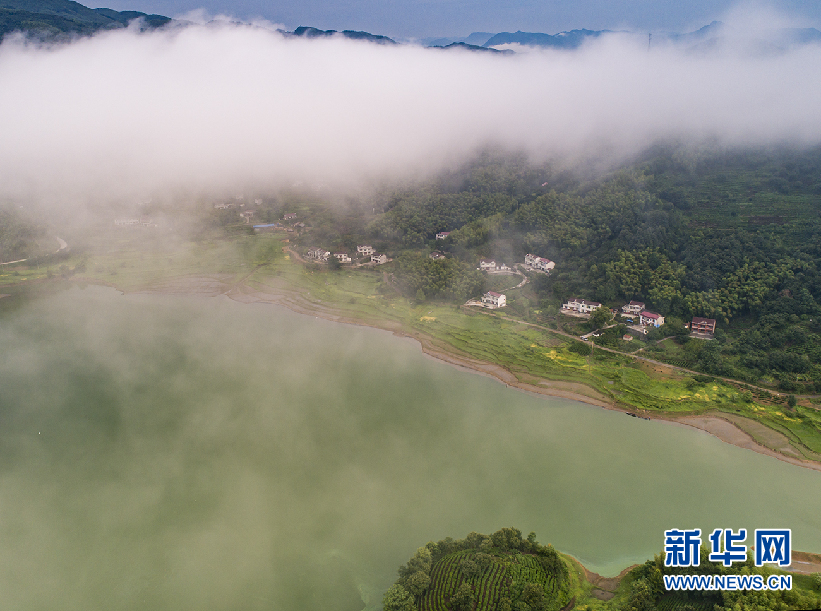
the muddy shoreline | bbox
[87,273,821,474]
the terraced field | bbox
[420,549,569,611]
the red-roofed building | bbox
[482,291,506,308]
[691,317,717,334]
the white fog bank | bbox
[1,19,820,206]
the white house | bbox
[333,253,351,263]
[524,254,555,272]
[214,203,233,210]
[435,231,451,240]
[114,218,141,226]
[482,291,506,308]
[479,259,497,271]
[563,298,601,313]
[306,247,330,262]
[357,245,375,256]
[640,311,665,327]
[371,253,387,264]
[283,213,297,221]
[579,300,601,313]
[621,301,645,315]
[429,251,445,260]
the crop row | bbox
[421,551,471,611]
[657,595,714,611]
[473,560,506,610]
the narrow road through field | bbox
[474,308,817,406]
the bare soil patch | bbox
[674,414,821,472]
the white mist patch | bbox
[0,16,820,206]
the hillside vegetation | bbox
[4,144,821,463]
[0,0,170,41]
[287,145,821,394]
[384,530,821,611]
[383,528,572,611]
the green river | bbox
[1,286,819,610]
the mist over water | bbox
[1,286,820,610]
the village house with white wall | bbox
[306,247,330,262]
[333,253,351,263]
[639,311,665,327]
[435,231,451,240]
[562,298,602,313]
[371,253,387,264]
[482,291,506,308]
[357,245,375,256]
[524,254,555,272]
[621,301,645,316]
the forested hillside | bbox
[0,0,170,41]
[288,145,821,392]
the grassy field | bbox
[5,230,821,465]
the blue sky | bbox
[88,0,821,39]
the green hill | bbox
[0,0,170,40]
[383,528,571,611]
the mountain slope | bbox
[0,0,170,40]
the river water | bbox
[1,286,819,610]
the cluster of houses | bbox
[475,253,555,274]
[619,301,665,327]
[305,245,387,265]
[562,298,666,327]
[561,298,717,335]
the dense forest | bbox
[279,145,821,393]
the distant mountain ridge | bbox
[290,26,396,44]
[3,0,820,55]
[482,28,610,49]
[429,41,513,54]
[0,0,170,40]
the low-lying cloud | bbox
[1,9,820,207]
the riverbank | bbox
[107,271,821,473]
